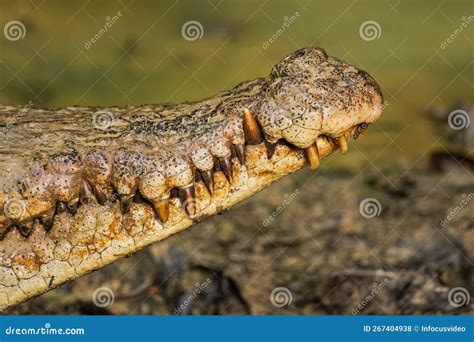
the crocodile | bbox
[0,47,383,310]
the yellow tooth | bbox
[179,185,196,216]
[337,136,348,155]
[153,198,170,223]
[304,143,320,170]
[200,170,214,194]
[233,144,246,164]
[243,108,263,145]
[219,156,233,183]
[265,141,276,159]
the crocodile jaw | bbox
[0,47,383,310]
[0,128,356,311]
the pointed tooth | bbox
[40,215,54,231]
[304,143,320,170]
[219,156,233,183]
[265,141,276,159]
[201,170,214,194]
[120,194,134,214]
[337,136,348,154]
[194,170,203,183]
[91,183,108,205]
[179,185,196,216]
[243,108,263,145]
[80,181,96,205]
[18,221,33,237]
[170,188,179,199]
[66,198,79,215]
[40,206,55,230]
[133,191,149,205]
[56,201,67,214]
[153,199,170,223]
[233,144,246,164]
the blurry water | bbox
[0,0,472,169]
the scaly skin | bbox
[0,48,383,310]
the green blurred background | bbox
[0,0,472,169]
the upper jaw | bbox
[0,47,384,310]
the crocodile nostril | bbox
[293,48,306,57]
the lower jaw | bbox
[0,126,357,311]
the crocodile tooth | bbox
[66,198,79,215]
[120,194,134,214]
[80,181,96,205]
[304,142,320,170]
[40,215,54,231]
[233,144,246,164]
[56,201,67,214]
[219,156,233,183]
[153,198,170,223]
[18,221,33,237]
[39,206,55,230]
[200,170,214,194]
[243,108,263,145]
[179,185,196,216]
[265,141,277,159]
[91,183,108,205]
[337,136,348,154]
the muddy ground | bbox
[7,159,473,315]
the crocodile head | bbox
[257,47,382,148]
[0,47,383,310]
